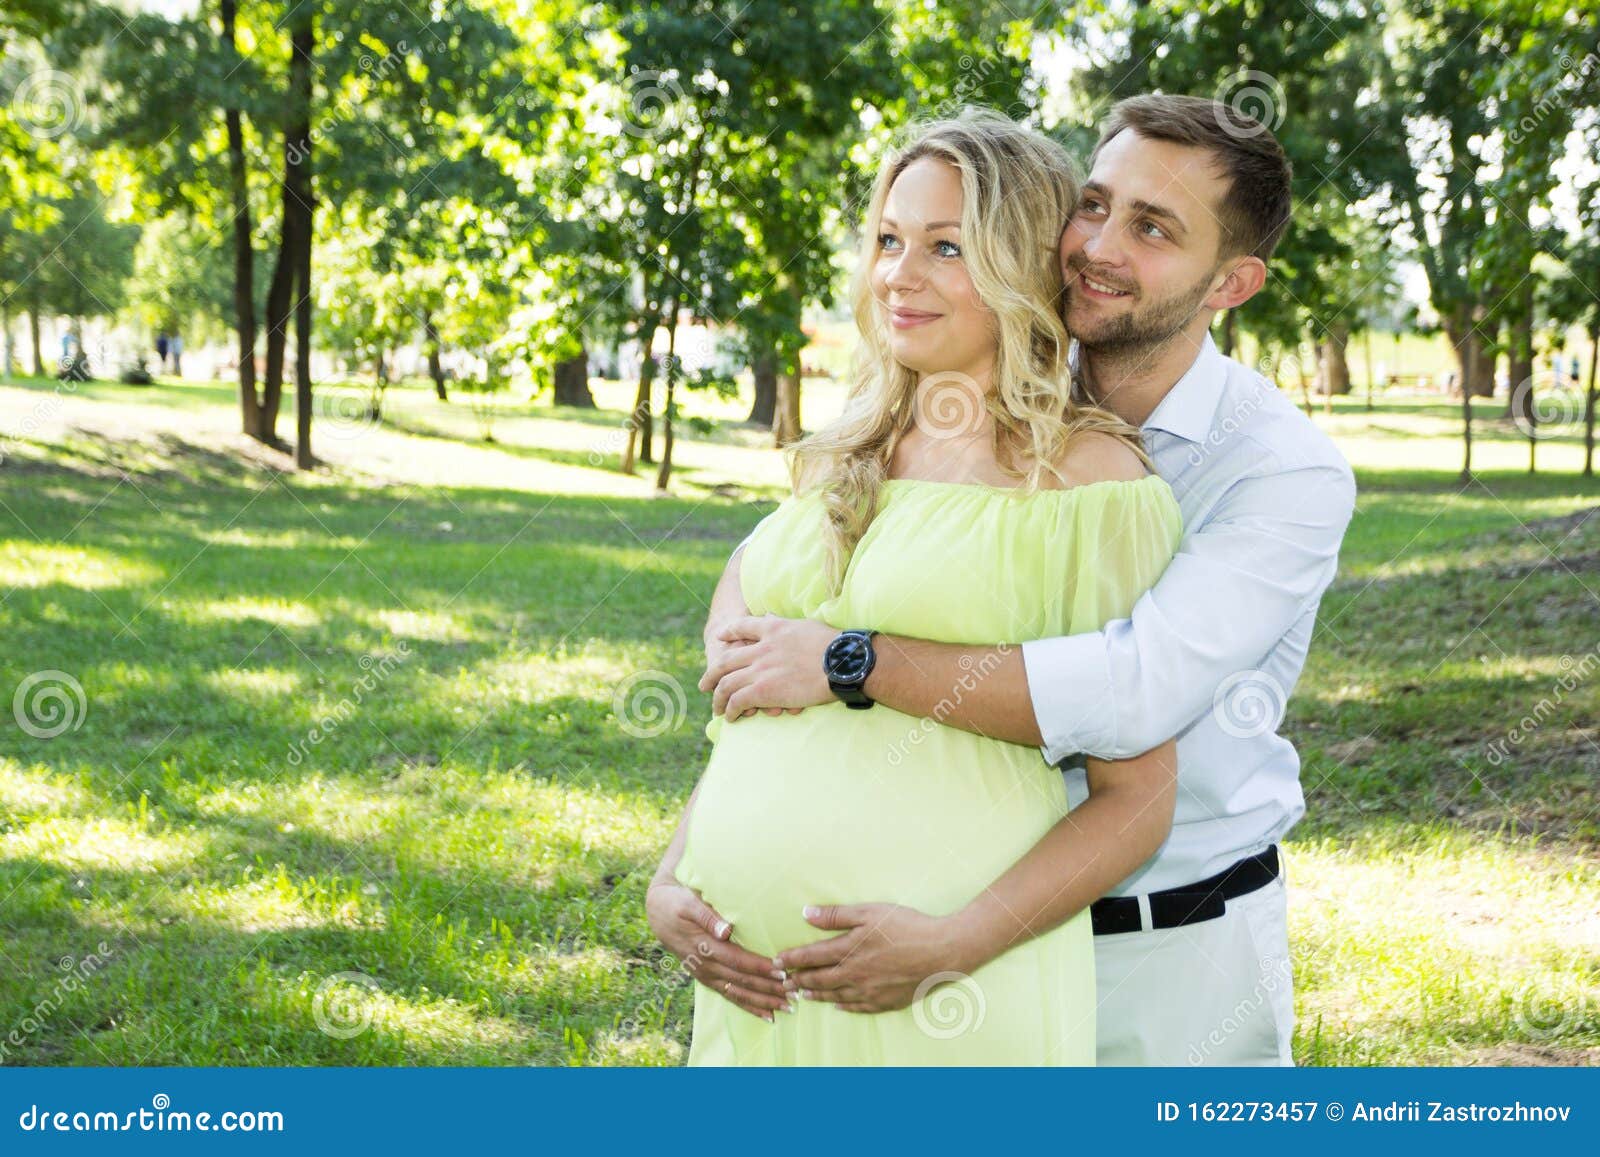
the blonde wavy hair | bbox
[788,107,1151,591]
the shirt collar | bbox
[1138,333,1229,444]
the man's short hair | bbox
[1091,93,1293,262]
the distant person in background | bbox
[156,333,170,372]
[171,334,184,378]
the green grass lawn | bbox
[0,371,1596,1066]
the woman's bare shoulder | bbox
[1040,430,1151,490]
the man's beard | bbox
[1066,261,1216,355]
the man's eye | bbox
[1077,200,1105,215]
[1139,220,1167,240]
[935,240,961,258]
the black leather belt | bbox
[1090,845,1280,935]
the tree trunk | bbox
[288,12,315,470]
[424,311,447,400]
[1507,280,1536,473]
[1584,319,1597,479]
[1363,327,1375,412]
[294,239,313,469]
[746,349,778,426]
[1445,305,1497,399]
[1460,365,1474,483]
[773,362,801,446]
[1319,321,1351,398]
[654,330,682,491]
[222,0,267,444]
[1472,333,1496,398]
[621,316,658,474]
[262,15,314,451]
[1507,285,1535,419]
[28,307,43,377]
[553,349,596,407]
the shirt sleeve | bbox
[1021,459,1357,762]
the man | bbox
[648,95,1357,1065]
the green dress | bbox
[675,475,1182,1065]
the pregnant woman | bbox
[649,110,1183,1065]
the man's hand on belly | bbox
[700,614,835,720]
[773,903,984,1014]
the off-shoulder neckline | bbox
[882,474,1167,498]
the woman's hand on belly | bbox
[646,878,794,1021]
[772,902,983,1014]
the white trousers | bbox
[1093,872,1294,1066]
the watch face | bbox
[826,633,872,682]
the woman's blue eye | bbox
[878,233,901,251]
[935,240,961,258]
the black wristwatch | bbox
[824,629,878,709]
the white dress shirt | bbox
[1023,335,1356,894]
[730,334,1356,898]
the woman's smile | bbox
[889,306,943,328]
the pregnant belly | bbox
[676,704,1069,958]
